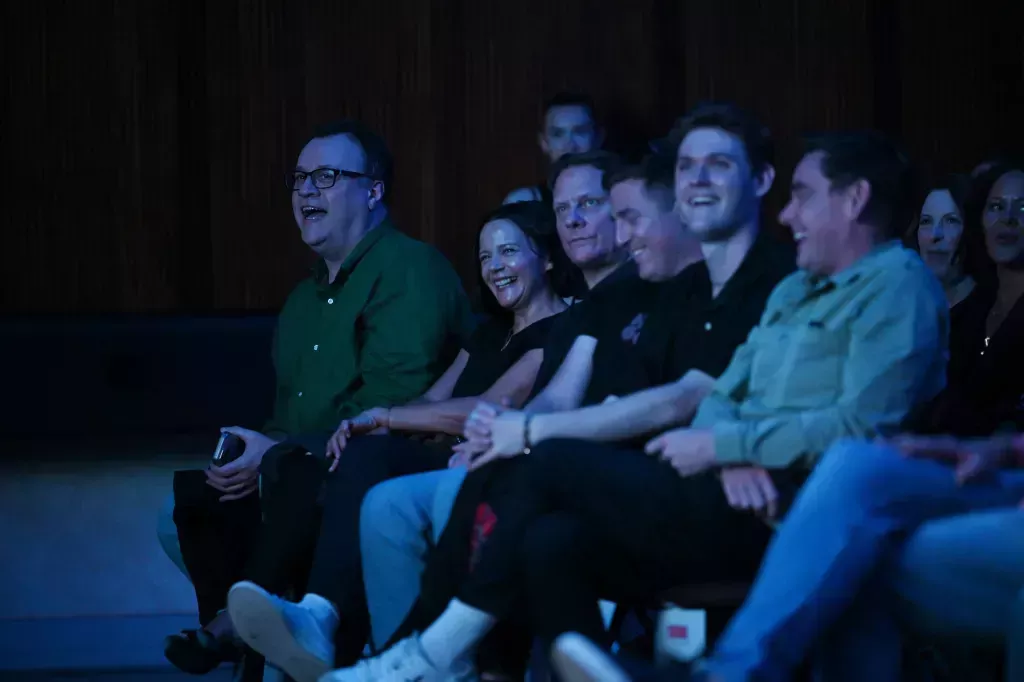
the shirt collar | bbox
[805,239,903,291]
[311,219,395,291]
[585,259,638,299]
[705,229,794,309]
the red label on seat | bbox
[667,625,689,639]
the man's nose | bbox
[567,205,585,226]
[297,176,320,196]
[778,200,795,226]
[615,220,631,248]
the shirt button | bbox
[297,391,303,397]
[313,344,319,351]
[704,322,712,331]
[327,298,334,305]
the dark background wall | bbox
[2,0,1021,315]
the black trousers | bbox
[295,434,451,666]
[458,439,795,648]
[242,450,327,597]
[172,469,264,626]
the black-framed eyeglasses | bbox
[286,167,372,191]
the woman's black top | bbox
[450,312,563,399]
[914,285,1024,436]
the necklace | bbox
[501,327,513,351]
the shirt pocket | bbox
[750,325,846,409]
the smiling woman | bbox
[475,201,583,326]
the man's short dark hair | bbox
[804,131,915,239]
[541,92,598,127]
[603,153,676,212]
[307,120,394,202]
[548,150,624,191]
[654,102,774,176]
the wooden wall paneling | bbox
[896,4,1024,180]
[677,0,876,226]
[2,0,1022,314]
[175,0,214,312]
[5,1,185,313]
[204,0,309,311]
[1,2,50,312]
[117,0,183,313]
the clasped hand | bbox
[326,407,390,472]
[450,399,525,471]
[886,432,1020,484]
[205,426,276,502]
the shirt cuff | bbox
[712,421,750,465]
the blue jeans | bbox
[359,467,467,648]
[704,440,1024,682]
[816,507,1024,681]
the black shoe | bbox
[164,628,243,675]
[551,633,702,682]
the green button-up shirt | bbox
[692,241,949,470]
[262,219,474,437]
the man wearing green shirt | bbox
[158,120,472,576]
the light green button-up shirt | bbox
[692,241,949,470]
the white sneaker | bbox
[228,581,338,682]
[551,633,630,682]
[318,635,478,682]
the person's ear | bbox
[842,179,872,223]
[368,180,385,209]
[754,164,776,199]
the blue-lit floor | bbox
[0,437,214,678]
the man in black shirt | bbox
[326,104,795,682]
[503,92,604,206]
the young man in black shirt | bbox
[325,104,795,682]
[503,92,605,206]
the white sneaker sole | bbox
[228,581,331,682]
[551,633,630,682]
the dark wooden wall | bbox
[3,0,1021,314]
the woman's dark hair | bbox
[960,160,1024,289]
[474,201,584,320]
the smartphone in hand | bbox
[212,433,245,467]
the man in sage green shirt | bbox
[647,131,948,479]
[159,121,472,578]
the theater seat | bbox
[658,581,751,610]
